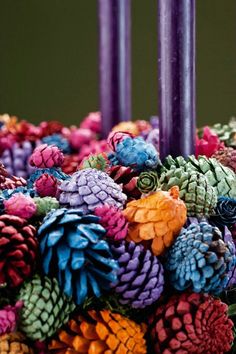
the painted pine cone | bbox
[211,196,236,227]
[107,165,141,200]
[107,131,134,151]
[109,136,160,171]
[80,153,109,171]
[77,140,109,163]
[0,332,34,353]
[110,241,164,308]
[150,292,233,354]
[3,193,37,219]
[196,126,224,158]
[0,163,8,183]
[123,187,187,256]
[211,118,236,148]
[0,301,23,335]
[212,146,236,173]
[42,134,71,154]
[80,111,101,133]
[30,144,64,168]
[17,275,75,341]
[159,167,217,217]
[94,205,128,241]
[37,208,118,305]
[59,168,127,212]
[163,155,236,198]
[61,153,80,174]
[34,173,59,197]
[33,197,59,217]
[165,221,235,294]
[0,176,27,190]
[137,170,159,194]
[0,215,37,288]
[27,167,69,189]
[49,310,147,354]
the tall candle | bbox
[98,0,131,138]
[158,0,196,159]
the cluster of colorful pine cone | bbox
[0,112,235,353]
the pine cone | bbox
[211,118,236,148]
[0,301,23,335]
[0,215,37,288]
[0,163,8,184]
[123,187,187,256]
[3,193,37,219]
[30,144,64,168]
[107,165,141,200]
[210,196,236,228]
[0,332,34,353]
[137,171,159,194]
[107,131,134,151]
[159,167,217,217]
[61,153,80,174]
[33,197,59,217]
[196,126,224,158]
[49,309,147,353]
[59,169,127,213]
[166,221,235,294]
[212,146,236,173]
[163,155,236,198]
[39,121,64,137]
[37,208,118,305]
[80,153,109,171]
[27,167,69,189]
[80,111,101,134]
[94,205,128,241]
[0,176,27,190]
[145,128,159,152]
[77,140,109,163]
[69,128,95,150]
[42,134,71,154]
[34,173,59,197]
[17,275,75,341]
[111,241,164,308]
[112,121,140,135]
[150,292,233,354]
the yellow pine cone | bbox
[112,122,139,136]
[49,309,147,354]
[123,186,187,255]
[0,332,34,354]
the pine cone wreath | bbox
[49,310,147,353]
[123,187,187,256]
[0,215,37,288]
[159,167,217,217]
[17,275,75,341]
[150,292,234,354]
[110,241,164,308]
[0,332,34,354]
[165,221,235,294]
[212,146,236,173]
[30,144,64,168]
[59,168,127,212]
[37,208,118,305]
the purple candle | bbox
[158,0,196,159]
[98,0,131,138]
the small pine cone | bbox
[196,126,224,158]
[150,292,234,354]
[30,144,64,168]
[137,170,159,194]
[18,275,75,341]
[80,111,101,134]
[39,120,64,137]
[107,165,141,200]
[111,241,164,308]
[0,215,37,288]
[0,176,27,190]
[69,128,95,150]
[61,153,80,174]
[0,301,23,335]
[49,310,147,353]
[94,205,128,240]
[4,193,37,219]
[33,197,59,217]
[80,152,109,171]
[0,332,34,353]
[34,173,59,197]
[212,146,236,173]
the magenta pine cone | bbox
[4,193,37,219]
[0,301,23,335]
[30,144,64,168]
[80,111,101,134]
[94,205,128,240]
[34,173,59,198]
[107,131,134,151]
[69,128,95,150]
[59,168,127,212]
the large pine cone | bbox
[159,167,217,217]
[163,155,236,198]
[0,332,34,353]
[17,275,75,341]
[212,146,236,173]
[49,310,147,353]
[0,215,37,288]
[150,292,233,354]
[30,144,64,169]
[111,241,164,308]
[123,187,187,256]
[37,208,118,305]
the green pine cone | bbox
[81,153,108,171]
[33,197,59,216]
[137,170,159,194]
[17,275,75,341]
[211,118,236,148]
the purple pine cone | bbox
[59,168,127,212]
[110,241,164,309]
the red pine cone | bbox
[0,176,27,190]
[61,154,80,174]
[34,173,59,197]
[212,146,236,173]
[39,121,64,137]
[0,215,37,288]
[196,126,224,158]
[150,292,234,354]
[30,144,64,168]
[94,205,129,241]
[107,165,141,200]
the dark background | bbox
[0,0,235,126]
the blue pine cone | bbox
[27,167,69,188]
[108,136,160,171]
[42,134,71,154]
[211,197,236,227]
[37,208,119,305]
[165,221,235,294]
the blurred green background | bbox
[0,0,235,126]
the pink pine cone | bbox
[94,205,129,241]
[69,128,95,150]
[34,173,59,197]
[29,144,64,168]
[196,126,224,157]
[0,301,23,335]
[4,193,37,219]
[80,111,101,133]
[78,140,110,163]
[107,131,134,151]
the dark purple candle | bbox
[98,0,131,138]
[158,0,196,159]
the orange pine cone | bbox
[123,186,187,255]
[112,122,139,136]
[0,332,34,353]
[49,310,147,354]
